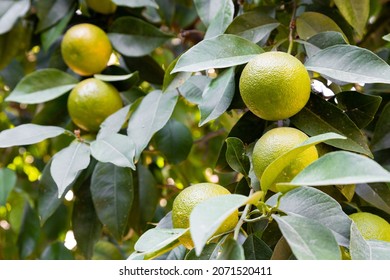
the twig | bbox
[287,1,297,54]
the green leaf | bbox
[371,103,390,152]
[332,91,382,129]
[199,67,235,126]
[94,72,138,82]
[303,31,347,57]
[108,16,173,57]
[5,69,78,104]
[112,0,158,8]
[123,55,164,85]
[0,0,30,34]
[134,228,187,260]
[270,186,351,246]
[334,0,369,37]
[280,151,390,188]
[154,119,193,164]
[191,191,262,255]
[91,162,133,240]
[261,132,346,193]
[72,179,102,259]
[296,12,345,40]
[272,214,341,260]
[291,94,373,157]
[162,57,192,93]
[51,142,91,198]
[305,45,390,84]
[0,124,65,148]
[271,236,292,260]
[36,0,75,32]
[217,239,245,260]
[171,34,263,73]
[91,134,135,169]
[97,105,131,140]
[243,234,273,260]
[0,168,17,206]
[225,137,250,176]
[93,241,124,260]
[41,242,74,260]
[204,0,234,39]
[355,183,390,215]
[17,203,41,259]
[226,11,280,43]
[185,244,219,260]
[127,90,178,160]
[383,34,390,42]
[178,75,211,104]
[194,0,229,27]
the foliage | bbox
[1,0,390,260]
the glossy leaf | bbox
[41,242,74,260]
[172,34,263,73]
[185,244,219,260]
[154,119,193,164]
[191,191,262,255]
[36,0,75,32]
[273,214,341,260]
[194,0,229,27]
[280,151,390,188]
[225,137,250,176]
[123,55,164,85]
[217,239,245,260]
[0,0,30,34]
[17,203,41,259]
[0,168,17,206]
[97,105,131,140]
[304,31,347,57]
[243,234,272,260]
[332,91,382,129]
[305,45,390,84]
[94,72,138,82]
[51,142,91,198]
[270,186,351,246]
[178,75,210,104]
[296,12,345,40]
[127,90,178,160]
[261,132,346,193]
[383,34,390,42]
[91,162,133,240]
[371,103,390,152]
[0,124,65,148]
[112,0,158,8]
[204,0,234,39]
[355,183,390,215]
[199,67,235,126]
[334,0,369,37]
[5,69,78,104]
[162,58,192,93]
[291,94,372,157]
[91,134,135,169]
[108,16,173,57]
[226,11,280,43]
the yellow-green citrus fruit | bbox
[67,78,123,132]
[61,23,112,76]
[172,183,239,249]
[349,212,390,241]
[86,0,117,14]
[239,51,311,121]
[252,127,318,193]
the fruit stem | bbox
[233,188,254,240]
[287,1,297,55]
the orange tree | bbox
[1,0,390,260]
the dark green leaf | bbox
[36,0,75,32]
[127,90,178,160]
[51,142,91,198]
[155,245,187,260]
[281,151,390,188]
[371,103,390,152]
[91,162,133,240]
[271,236,292,260]
[17,203,40,259]
[226,11,280,43]
[185,243,219,260]
[154,119,193,164]
[0,0,30,34]
[90,134,135,169]
[108,16,173,57]
[270,186,351,246]
[291,94,372,157]
[303,31,347,57]
[172,34,263,73]
[123,55,164,85]
[296,12,345,40]
[112,0,158,8]
[97,105,131,139]
[305,45,390,84]
[273,214,341,260]
[199,67,235,126]
[93,241,124,260]
[194,0,228,27]
[41,242,74,260]
[334,0,369,37]
[0,124,65,148]
[243,234,272,260]
[355,183,390,215]
[5,69,78,104]
[0,168,17,206]
[217,239,245,260]
[204,0,234,39]
[332,91,382,129]
[178,75,210,104]
[225,137,250,176]
[0,20,28,70]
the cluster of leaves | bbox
[1,0,390,260]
